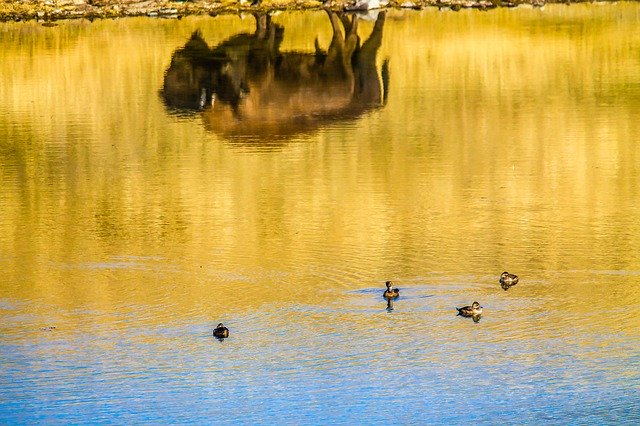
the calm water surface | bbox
[1,4,640,424]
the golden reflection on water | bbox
[161,11,388,140]
[1,5,640,342]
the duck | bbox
[499,271,519,289]
[383,280,400,299]
[456,301,483,317]
[213,323,229,339]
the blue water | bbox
[2,282,639,424]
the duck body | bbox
[456,302,483,317]
[383,288,400,299]
[383,281,400,299]
[213,323,229,339]
[499,271,519,289]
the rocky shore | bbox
[0,0,614,22]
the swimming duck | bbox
[456,301,483,317]
[213,323,229,339]
[499,271,519,290]
[383,281,400,299]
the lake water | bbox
[1,4,640,424]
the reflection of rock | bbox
[345,0,389,11]
[400,2,421,9]
[161,10,388,141]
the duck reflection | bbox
[161,10,388,140]
[386,297,394,312]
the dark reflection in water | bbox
[501,282,514,291]
[161,10,388,140]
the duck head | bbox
[385,280,394,290]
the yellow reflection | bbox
[161,11,387,139]
[0,5,639,337]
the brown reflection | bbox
[386,297,394,312]
[457,312,482,323]
[161,10,388,141]
[501,282,515,291]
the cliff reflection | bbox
[161,10,388,140]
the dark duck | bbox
[499,271,519,290]
[213,323,229,339]
[383,281,400,299]
[456,301,483,318]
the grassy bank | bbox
[0,0,616,22]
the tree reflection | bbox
[161,10,388,141]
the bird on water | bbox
[213,323,229,339]
[499,271,519,290]
[456,301,483,318]
[383,280,400,299]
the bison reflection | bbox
[161,11,388,140]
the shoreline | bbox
[0,0,614,23]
